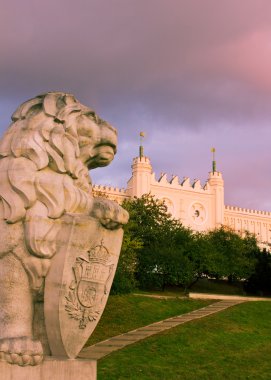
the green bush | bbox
[245,249,271,295]
[111,229,142,294]
[112,195,260,294]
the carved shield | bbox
[44,215,123,358]
[77,279,99,308]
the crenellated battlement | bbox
[93,184,127,195]
[152,172,210,192]
[130,155,223,195]
[225,205,271,217]
[132,156,151,165]
[209,171,223,178]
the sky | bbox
[1,0,271,210]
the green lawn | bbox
[190,278,245,295]
[86,295,213,346]
[133,278,246,297]
[98,301,271,380]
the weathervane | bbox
[139,131,145,160]
[211,147,216,173]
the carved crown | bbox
[88,240,109,264]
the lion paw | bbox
[0,337,43,366]
[91,198,129,229]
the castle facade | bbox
[93,153,271,250]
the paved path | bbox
[133,293,186,300]
[189,292,271,301]
[134,292,271,301]
[78,300,244,361]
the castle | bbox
[93,144,271,250]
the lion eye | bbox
[79,136,92,147]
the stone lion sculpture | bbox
[0,92,128,366]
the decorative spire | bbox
[211,147,216,173]
[139,131,145,160]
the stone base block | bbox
[0,357,96,380]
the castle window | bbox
[190,202,207,225]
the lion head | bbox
[0,92,118,224]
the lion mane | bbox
[0,92,117,271]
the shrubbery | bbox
[245,249,271,295]
[111,194,266,295]
[110,233,142,294]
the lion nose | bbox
[97,151,114,166]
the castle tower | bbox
[207,148,224,227]
[126,133,152,197]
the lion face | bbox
[0,92,118,224]
[77,115,117,169]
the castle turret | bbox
[126,132,152,197]
[207,148,224,227]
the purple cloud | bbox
[1,0,271,210]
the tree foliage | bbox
[245,249,271,295]
[111,232,142,294]
[207,227,258,282]
[112,194,263,294]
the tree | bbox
[112,195,259,294]
[176,231,216,290]
[122,194,181,245]
[111,232,142,294]
[93,189,143,294]
[121,194,218,292]
[122,194,188,290]
[244,249,271,295]
[207,227,257,282]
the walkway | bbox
[78,299,244,361]
[189,292,271,301]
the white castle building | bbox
[93,145,271,250]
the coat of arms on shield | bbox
[44,215,124,359]
[65,239,114,329]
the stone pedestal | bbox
[0,357,96,380]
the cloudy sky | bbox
[1,0,271,210]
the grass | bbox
[134,278,246,297]
[86,294,213,346]
[98,301,271,379]
[190,278,245,295]
[134,287,186,297]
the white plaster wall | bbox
[224,207,271,249]
[149,184,215,232]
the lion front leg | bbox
[90,197,129,229]
[0,253,43,366]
